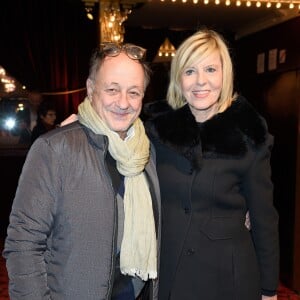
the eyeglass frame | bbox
[98,43,147,61]
[88,43,151,88]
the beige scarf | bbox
[78,97,157,281]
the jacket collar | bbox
[148,96,268,163]
[78,122,108,151]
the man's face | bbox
[87,52,145,139]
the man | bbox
[3,43,161,300]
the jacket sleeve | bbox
[3,137,61,299]
[243,132,280,295]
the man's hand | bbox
[245,210,251,230]
[262,295,277,300]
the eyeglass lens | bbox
[124,45,145,60]
[102,44,120,57]
[100,43,145,60]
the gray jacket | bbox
[3,121,161,300]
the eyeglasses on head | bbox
[99,43,146,60]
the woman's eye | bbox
[205,66,217,73]
[184,69,194,76]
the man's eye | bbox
[105,88,119,95]
[128,91,142,98]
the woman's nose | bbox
[197,71,207,85]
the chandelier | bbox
[100,1,132,43]
[0,66,16,93]
[82,0,135,43]
[160,0,300,9]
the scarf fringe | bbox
[121,268,158,281]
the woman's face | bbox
[180,50,223,122]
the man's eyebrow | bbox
[103,82,143,90]
[103,82,120,87]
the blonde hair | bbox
[167,29,237,112]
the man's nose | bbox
[117,91,130,109]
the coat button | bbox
[187,248,195,255]
[184,207,190,214]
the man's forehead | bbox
[97,54,144,78]
[102,52,141,65]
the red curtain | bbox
[0,0,98,121]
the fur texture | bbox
[146,96,268,168]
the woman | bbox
[145,29,279,300]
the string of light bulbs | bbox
[160,0,300,9]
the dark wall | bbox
[235,16,300,291]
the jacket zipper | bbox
[102,137,118,299]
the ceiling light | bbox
[153,38,176,63]
[165,0,300,8]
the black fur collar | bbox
[147,96,268,166]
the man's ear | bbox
[86,78,94,100]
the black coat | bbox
[146,96,279,300]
